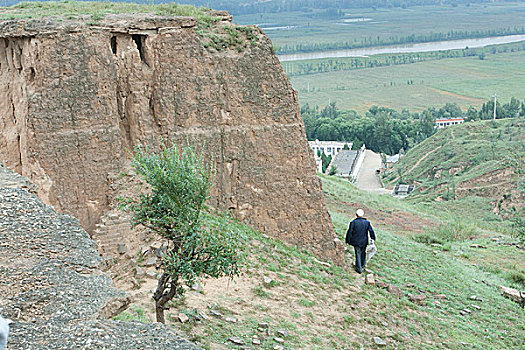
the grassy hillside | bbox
[383,118,525,226]
[117,174,524,350]
[289,50,525,113]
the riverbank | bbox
[278,34,525,62]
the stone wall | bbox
[0,14,343,264]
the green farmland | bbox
[235,2,525,53]
[289,50,525,113]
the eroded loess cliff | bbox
[0,12,343,264]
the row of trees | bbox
[287,44,525,76]
[303,98,525,155]
[302,103,436,155]
[141,0,507,16]
[466,97,525,120]
[277,26,525,54]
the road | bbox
[356,150,391,195]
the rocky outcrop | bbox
[0,164,202,349]
[0,13,343,264]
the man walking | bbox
[346,209,376,274]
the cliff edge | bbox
[0,8,343,264]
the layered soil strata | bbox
[0,13,343,264]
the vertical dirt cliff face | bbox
[0,14,344,264]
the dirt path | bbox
[356,150,390,194]
[406,146,442,175]
[429,87,484,103]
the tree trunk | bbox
[153,273,169,323]
[155,299,166,324]
[153,272,179,323]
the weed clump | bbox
[414,220,477,245]
[504,270,525,288]
[113,306,149,323]
[199,25,260,52]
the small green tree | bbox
[120,141,244,323]
[328,164,338,176]
[320,153,332,173]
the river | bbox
[277,34,525,62]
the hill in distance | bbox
[119,172,525,349]
[383,118,525,226]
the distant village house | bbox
[435,117,464,128]
[385,154,401,168]
[329,145,366,181]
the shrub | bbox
[119,141,245,323]
[505,270,525,288]
[414,220,476,244]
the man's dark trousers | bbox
[354,246,366,273]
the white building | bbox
[308,140,352,158]
[435,118,464,128]
[385,154,401,168]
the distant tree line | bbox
[1,0,512,17]
[122,0,510,16]
[278,27,525,54]
[286,44,525,76]
[302,103,436,155]
[466,97,525,121]
[303,98,525,155]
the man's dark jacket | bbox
[346,217,376,247]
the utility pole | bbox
[493,93,497,120]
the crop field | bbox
[235,2,525,52]
[288,50,525,113]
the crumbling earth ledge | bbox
[0,164,201,349]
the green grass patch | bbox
[297,297,316,307]
[414,220,477,245]
[504,269,525,289]
[252,285,269,298]
[113,306,149,323]
[289,50,525,113]
[0,1,220,27]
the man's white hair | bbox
[0,315,9,350]
[356,209,364,217]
